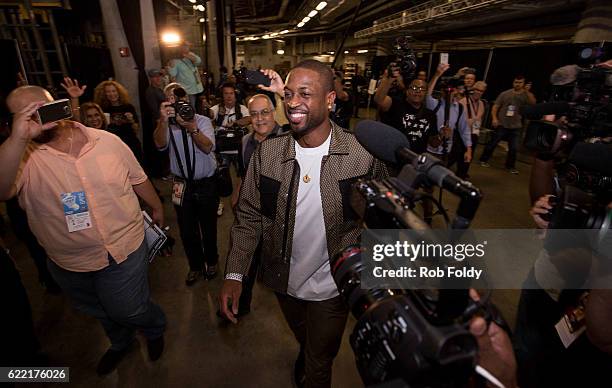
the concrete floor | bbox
[3,121,536,388]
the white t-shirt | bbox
[288,131,338,301]
[210,104,249,128]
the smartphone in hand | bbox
[37,99,72,124]
[245,69,272,87]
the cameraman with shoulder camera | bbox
[517,60,612,388]
[374,72,437,156]
[154,83,219,285]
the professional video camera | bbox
[523,46,612,157]
[329,121,509,387]
[387,36,417,81]
[169,86,195,126]
[540,142,612,230]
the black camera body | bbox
[524,54,611,157]
[169,87,196,126]
[387,36,417,81]
[169,100,195,126]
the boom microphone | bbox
[521,102,571,119]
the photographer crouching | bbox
[153,83,220,285]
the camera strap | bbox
[168,125,196,181]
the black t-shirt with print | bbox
[387,97,437,154]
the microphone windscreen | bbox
[354,120,409,164]
[569,142,612,175]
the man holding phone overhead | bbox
[0,85,167,375]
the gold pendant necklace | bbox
[303,174,311,183]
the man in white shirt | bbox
[219,61,386,388]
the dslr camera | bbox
[169,87,195,126]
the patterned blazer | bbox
[225,120,388,294]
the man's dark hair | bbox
[293,59,334,92]
[221,82,236,91]
[514,75,526,81]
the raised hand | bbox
[258,69,284,96]
[11,101,58,142]
[60,77,87,99]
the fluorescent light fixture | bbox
[161,31,182,46]
[192,5,197,9]
[316,2,327,11]
[262,34,271,39]
[252,37,260,40]
[302,16,311,23]
[280,30,289,34]
[277,49,285,55]
[308,10,318,17]
[297,22,305,28]
[199,17,205,22]
[189,0,196,3]
[270,32,279,37]
[357,49,368,53]
[344,50,349,54]
[329,51,335,54]
[196,4,205,11]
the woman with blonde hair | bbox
[80,102,108,131]
[93,80,143,161]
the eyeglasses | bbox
[473,89,485,93]
[409,86,426,92]
[249,109,273,118]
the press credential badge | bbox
[61,191,92,232]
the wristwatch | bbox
[190,129,200,136]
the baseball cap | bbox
[147,69,162,77]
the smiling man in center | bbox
[219,60,387,388]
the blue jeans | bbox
[47,239,166,351]
[479,127,519,169]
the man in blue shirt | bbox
[153,82,219,285]
[167,42,204,107]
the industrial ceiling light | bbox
[192,5,197,10]
[357,49,368,53]
[196,4,205,11]
[189,0,196,3]
[199,17,205,22]
[161,31,182,46]
[308,10,318,17]
[297,22,305,28]
[316,2,327,11]
[280,30,289,34]
[344,50,349,54]
[277,49,285,55]
[270,32,279,37]
[302,16,311,23]
[262,34,271,39]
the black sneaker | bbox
[294,347,305,388]
[96,347,131,375]
[147,336,164,361]
[185,270,200,286]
